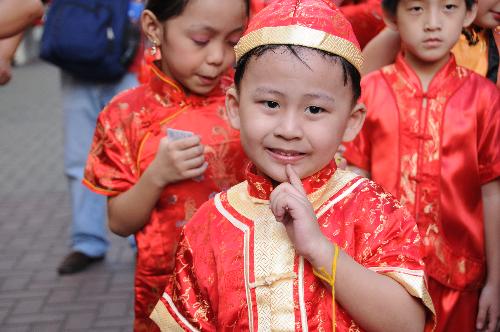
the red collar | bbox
[393,53,460,98]
[246,161,337,200]
[148,62,232,107]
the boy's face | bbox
[226,48,365,183]
[390,0,476,68]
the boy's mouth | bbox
[422,37,442,48]
[266,148,306,162]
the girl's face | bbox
[474,0,500,28]
[153,0,247,95]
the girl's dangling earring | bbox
[150,40,158,56]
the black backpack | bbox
[40,0,141,81]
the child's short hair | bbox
[382,0,475,15]
[234,44,362,104]
[146,0,250,21]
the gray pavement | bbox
[0,60,135,331]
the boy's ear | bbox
[463,3,478,28]
[225,87,241,130]
[141,9,163,45]
[382,9,398,31]
[342,103,366,142]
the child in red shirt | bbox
[83,0,250,330]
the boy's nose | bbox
[273,111,303,140]
[424,10,442,31]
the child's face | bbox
[475,0,500,28]
[226,48,365,183]
[392,0,476,68]
[156,0,246,95]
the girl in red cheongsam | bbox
[83,0,250,330]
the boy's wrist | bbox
[304,235,334,269]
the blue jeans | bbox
[62,72,138,257]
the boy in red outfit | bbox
[344,0,500,330]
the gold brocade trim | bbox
[228,169,360,221]
[150,295,189,332]
[376,269,436,318]
[252,203,296,331]
[225,170,362,331]
[214,195,255,332]
[235,25,363,72]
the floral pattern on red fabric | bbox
[83,62,248,332]
[245,161,337,200]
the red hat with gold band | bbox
[235,0,363,73]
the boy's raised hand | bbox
[270,165,327,260]
[148,135,208,187]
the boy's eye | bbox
[263,101,279,109]
[408,6,423,13]
[444,3,458,10]
[305,106,324,114]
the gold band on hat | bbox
[235,25,364,72]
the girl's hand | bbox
[148,135,207,187]
[270,164,329,261]
[476,280,500,332]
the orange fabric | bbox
[340,0,385,49]
[451,28,500,88]
[158,163,432,331]
[452,32,489,77]
[344,53,500,324]
[83,63,248,331]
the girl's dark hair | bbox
[382,0,475,16]
[234,45,362,104]
[146,0,250,22]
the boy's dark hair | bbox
[146,0,250,21]
[381,0,475,16]
[234,45,362,104]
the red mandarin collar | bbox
[246,161,337,200]
[394,52,460,99]
[148,62,231,108]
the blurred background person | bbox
[38,0,143,275]
[361,0,499,84]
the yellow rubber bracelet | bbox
[312,244,340,332]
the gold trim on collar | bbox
[235,25,363,73]
[227,170,360,221]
